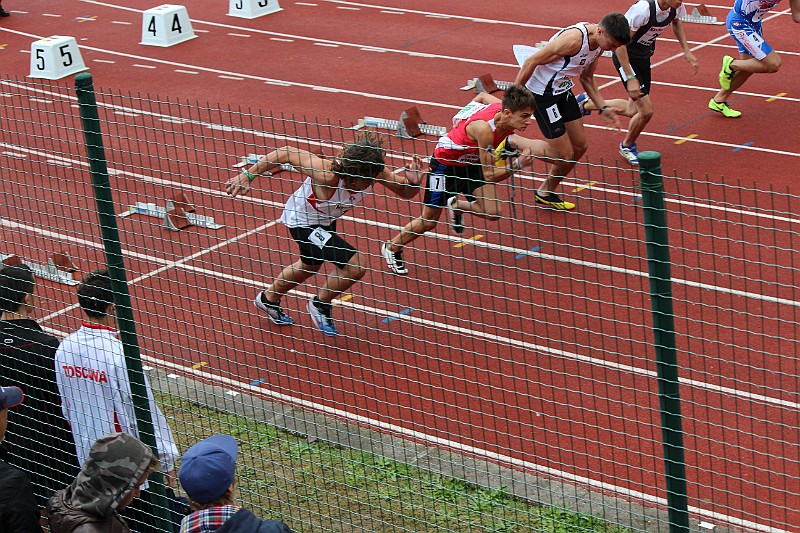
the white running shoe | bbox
[381,241,408,275]
[447,196,464,234]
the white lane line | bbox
[7,25,800,157]
[128,354,797,533]
[218,75,244,80]
[111,20,131,24]
[3,76,800,223]
[93,59,116,64]
[270,37,294,42]
[3,134,798,309]
[313,42,339,47]
[2,208,795,411]
[132,63,157,69]
[42,13,62,17]
[174,69,198,74]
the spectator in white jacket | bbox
[54,268,178,481]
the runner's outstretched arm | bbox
[225,147,327,198]
[377,155,424,199]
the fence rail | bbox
[1,74,798,532]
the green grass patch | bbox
[158,392,632,533]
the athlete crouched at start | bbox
[225,132,422,337]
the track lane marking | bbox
[4,137,798,308]
[5,211,795,412]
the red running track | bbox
[1,1,799,531]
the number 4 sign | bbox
[29,36,88,80]
[140,5,197,47]
[228,0,282,19]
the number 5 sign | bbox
[29,36,88,80]
[140,5,197,47]
[228,0,282,19]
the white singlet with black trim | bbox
[280,176,369,228]
[524,23,602,97]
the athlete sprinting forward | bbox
[579,0,698,165]
[711,0,800,118]
[381,85,540,276]
[514,13,631,210]
[225,133,421,337]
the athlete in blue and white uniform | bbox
[711,0,800,118]
[514,13,631,210]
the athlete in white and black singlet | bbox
[514,12,631,211]
[225,133,422,337]
[581,0,698,165]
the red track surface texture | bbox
[2,1,799,531]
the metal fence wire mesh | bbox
[0,75,798,533]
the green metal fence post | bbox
[638,151,690,532]
[74,72,172,532]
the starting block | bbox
[28,36,88,80]
[680,4,722,25]
[140,5,197,47]
[460,73,513,94]
[228,0,282,19]
[120,192,223,230]
[354,106,447,139]
[1,251,80,285]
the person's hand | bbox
[599,106,624,132]
[225,172,252,197]
[626,78,643,100]
[405,155,425,186]
[163,470,177,488]
[686,52,700,74]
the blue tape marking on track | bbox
[516,246,542,259]
[632,196,642,203]
[382,308,413,323]
[732,141,754,152]
[250,378,265,386]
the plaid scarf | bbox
[179,505,241,533]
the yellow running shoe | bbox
[719,55,735,90]
[535,191,576,210]
[708,98,742,118]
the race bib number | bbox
[308,227,332,249]
[451,101,489,127]
[545,103,562,123]
[428,173,446,192]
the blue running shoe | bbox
[254,292,294,325]
[576,92,591,116]
[308,297,338,337]
[619,142,639,166]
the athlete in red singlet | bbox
[381,85,537,276]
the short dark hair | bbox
[0,264,34,313]
[599,12,632,46]
[330,131,386,188]
[501,85,536,113]
[77,269,113,318]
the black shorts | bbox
[612,52,652,96]
[423,158,485,208]
[533,90,582,139]
[288,222,357,269]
